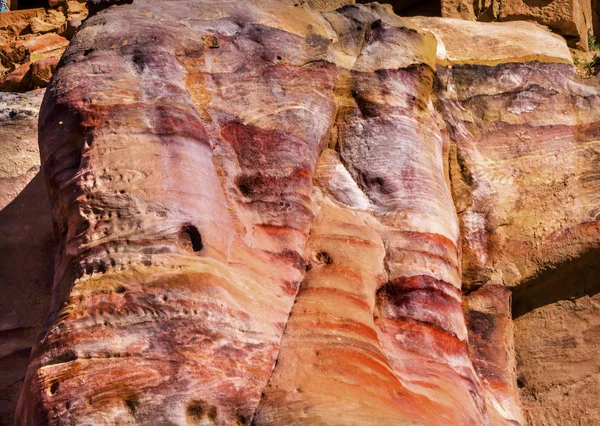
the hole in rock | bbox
[49,381,59,395]
[125,395,138,414]
[186,399,218,424]
[315,251,333,265]
[180,224,203,252]
[356,0,442,17]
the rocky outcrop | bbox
[8,1,599,425]
[0,1,87,91]
[421,16,600,424]
[0,90,55,426]
[367,0,596,50]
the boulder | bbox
[0,61,32,92]
[498,0,594,49]
[30,56,58,86]
[67,0,89,19]
[0,33,68,66]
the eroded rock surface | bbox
[10,1,600,425]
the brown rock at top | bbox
[0,8,68,45]
[0,90,55,426]
[5,1,599,426]
[0,9,48,45]
[439,0,595,49]
[498,0,593,49]
[0,2,87,89]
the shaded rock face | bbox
[514,292,600,426]
[9,1,599,425]
[0,90,55,426]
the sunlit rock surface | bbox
[9,1,599,425]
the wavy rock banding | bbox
[11,1,600,425]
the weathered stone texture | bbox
[4,1,599,425]
[515,293,600,425]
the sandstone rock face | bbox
[417,16,600,424]
[464,285,523,426]
[0,90,55,426]
[514,293,600,426]
[10,1,600,425]
[439,0,594,49]
[417,17,600,294]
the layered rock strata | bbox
[11,1,600,425]
[419,16,600,424]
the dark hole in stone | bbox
[132,53,145,73]
[277,55,282,60]
[208,406,218,421]
[49,381,59,395]
[186,399,206,423]
[83,49,94,56]
[125,396,138,414]
[237,178,253,196]
[356,0,442,17]
[316,251,332,265]
[181,224,203,252]
[12,0,47,10]
[115,285,126,294]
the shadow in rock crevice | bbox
[511,247,600,319]
[356,0,442,16]
[0,171,55,426]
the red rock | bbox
[30,57,59,87]
[8,2,600,425]
[464,285,524,425]
[0,33,68,69]
[0,61,32,92]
